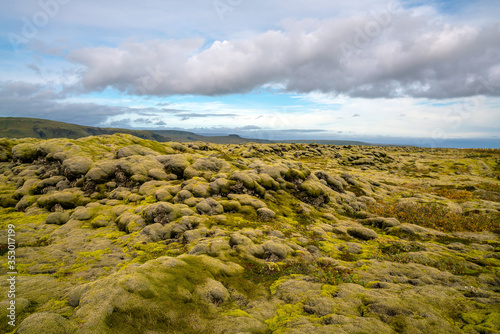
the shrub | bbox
[433,188,472,202]
[367,200,500,233]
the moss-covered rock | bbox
[156,154,191,178]
[63,156,93,178]
[142,202,184,225]
[116,144,161,158]
[85,160,119,183]
[37,189,88,210]
[46,212,70,225]
[115,211,146,232]
[195,278,230,305]
[17,312,77,334]
[228,194,267,209]
[196,198,224,216]
[257,207,276,221]
[221,200,242,213]
[347,226,378,240]
[142,223,169,241]
[12,142,39,162]
[209,177,233,196]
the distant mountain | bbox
[278,139,372,146]
[0,117,373,145]
[0,117,271,144]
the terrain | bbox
[0,117,272,144]
[0,117,372,146]
[0,134,499,333]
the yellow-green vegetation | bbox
[0,134,499,333]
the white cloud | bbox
[67,9,500,99]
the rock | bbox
[17,312,76,334]
[116,145,160,158]
[262,241,292,260]
[221,200,242,213]
[143,223,168,242]
[257,207,276,221]
[12,143,39,162]
[45,212,70,225]
[63,156,93,178]
[229,233,254,246]
[115,211,146,232]
[361,217,401,229]
[196,278,230,305]
[269,230,285,238]
[347,227,378,240]
[142,202,183,224]
[339,242,364,254]
[156,154,191,178]
[196,198,224,216]
[183,228,208,244]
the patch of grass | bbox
[433,188,472,202]
[476,182,500,193]
[377,239,424,255]
[433,235,472,245]
[242,257,362,286]
[367,201,500,233]
[382,253,481,276]
[133,242,186,263]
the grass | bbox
[367,200,500,233]
[432,188,473,202]
[380,253,481,276]
[377,239,424,255]
[242,257,363,286]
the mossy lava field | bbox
[0,134,499,334]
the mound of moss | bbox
[0,134,499,333]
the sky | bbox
[0,0,499,147]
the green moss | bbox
[77,248,112,260]
[320,284,339,297]
[265,302,306,333]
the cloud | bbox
[67,10,500,99]
[277,129,328,133]
[0,80,238,126]
[0,81,139,126]
[27,64,41,75]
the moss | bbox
[17,312,77,334]
[221,200,242,213]
[320,284,339,297]
[157,154,191,178]
[347,227,378,241]
[90,214,113,228]
[196,198,224,216]
[222,309,251,317]
[12,142,39,162]
[62,155,93,178]
[228,194,267,209]
[116,145,161,158]
[37,190,89,210]
[257,207,276,221]
[461,311,487,325]
[265,302,306,333]
[46,212,70,225]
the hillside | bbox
[0,117,373,146]
[0,134,499,333]
[0,117,273,144]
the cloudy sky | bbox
[1,0,499,146]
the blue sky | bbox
[0,0,499,147]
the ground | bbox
[0,134,499,333]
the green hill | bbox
[0,117,271,144]
[0,117,373,146]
